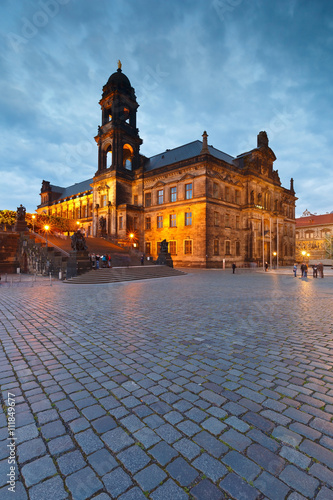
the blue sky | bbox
[1,0,332,216]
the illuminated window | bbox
[133,195,138,205]
[184,239,193,254]
[225,214,230,227]
[213,239,219,256]
[170,187,177,202]
[169,241,177,255]
[157,216,163,228]
[158,189,164,204]
[145,192,151,207]
[145,217,151,230]
[185,183,193,200]
[170,214,177,227]
[145,242,151,254]
[101,195,107,207]
[225,240,231,255]
[185,212,192,226]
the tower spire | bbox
[118,59,122,71]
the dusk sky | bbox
[1,0,333,217]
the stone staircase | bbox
[64,265,186,284]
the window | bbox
[170,187,177,202]
[236,241,240,256]
[157,242,161,254]
[145,242,151,254]
[225,187,230,202]
[213,182,219,198]
[225,214,230,227]
[119,216,123,230]
[214,239,219,256]
[157,216,163,228]
[214,212,219,226]
[235,190,240,205]
[76,207,80,219]
[184,239,193,254]
[185,183,193,200]
[185,212,192,226]
[236,215,240,229]
[169,241,177,255]
[225,240,231,255]
[133,195,138,205]
[170,214,177,227]
[83,205,88,218]
[158,189,164,204]
[134,217,138,230]
[145,192,151,207]
[145,217,151,230]
[101,195,107,207]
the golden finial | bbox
[118,60,122,70]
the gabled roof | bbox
[144,140,234,171]
[51,178,93,201]
[296,213,333,227]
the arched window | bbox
[123,144,133,170]
[106,147,112,169]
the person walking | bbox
[293,263,297,277]
[232,263,236,274]
[95,254,100,269]
[312,264,318,278]
[265,262,269,272]
[300,263,305,277]
[141,255,144,266]
[303,263,308,278]
[318,262,324,278]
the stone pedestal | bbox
[14,220,28,232]
[156,251,173,268]
[67,251,90,279]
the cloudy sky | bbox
[1,0,332,216]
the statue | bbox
[16,204,26,221]
[71,230,88,251]
[156,239,173,268]
[160,239,168,253]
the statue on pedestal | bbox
[71,230,88,251]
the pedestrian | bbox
[141,255,144,265]
[312,264,318,278]
[303,263,308,278]
[265,262,269,272]
[293,263,297,277]
[95,254,100,269]
[102,254,107,268]
[232,263,236,274]
[91,253,96,269]
[318,262,324,278]
[300,263,305,277]
[107,254,112,268]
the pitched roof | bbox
[50,178,93,201]
[296,213,333,227]
[144,140,234,171]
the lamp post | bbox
[44,225,49,248]
[32,214,36,232]
[273,251,277,269]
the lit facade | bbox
[37,65,297,267]
[296,210,333,262]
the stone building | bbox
[296,210,333,262]
[37,63,297,267]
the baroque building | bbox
[37,63,296,267]
[296,210,333,262]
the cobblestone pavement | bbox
[0,270,333,499]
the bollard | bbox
[49,273,52,286]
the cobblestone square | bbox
[0,269,333,499]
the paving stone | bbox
[173,437,201,460]
[16,423,39,444]
[150,441,178,465]
[279,465,319,498]
[271,425,302,446]
[92,415,117,434]
[220,472,261,500]
[29,476,68,500]
[41,420,66,440]
[119,487,147,499]
[155,422,182,443]
[66,466,103,499]
[310,416,333,436]
[166,456,199,486]
[48,434,75,455]
[289,421,322,440]
[21,456,57,487]
[194,430,228,458]
[220,428,252,452]
[103,467,133,497]
[0,481,28,500]
[279,446,311,469]
[190,478,224,500]
[243,411,275,433]
[177,419,201,436]
[299,439,333,467]
[223,450,261,482]
[75,428,104,454]
[120,414,144,433]
[193,452,227,481]
[282,407,312,424]
[247,443,285,475]
[150,401,172,415]
[81,404,106,420]
[200,389,226,406]
[134,463,167,491]
[223,401,247,416]
[36,408,59,424]
[57,449,86,475]
[150,478,188,500]
[17,437,46,463]
[164,410,183,424]
[117,444,150,473]
[224,416,250,433]
[316,486,333,500]
[133,427,160,448]
[15,411,35,428]
[69,417,90,433]
[309,462,333,487]
[254,471,290,500]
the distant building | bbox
[296,210,333,262]
[37,64,296,267]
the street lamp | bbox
[32,214,36,232]
[44,225,49,248]
[129,233,134,248]
[273,251,277,269]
